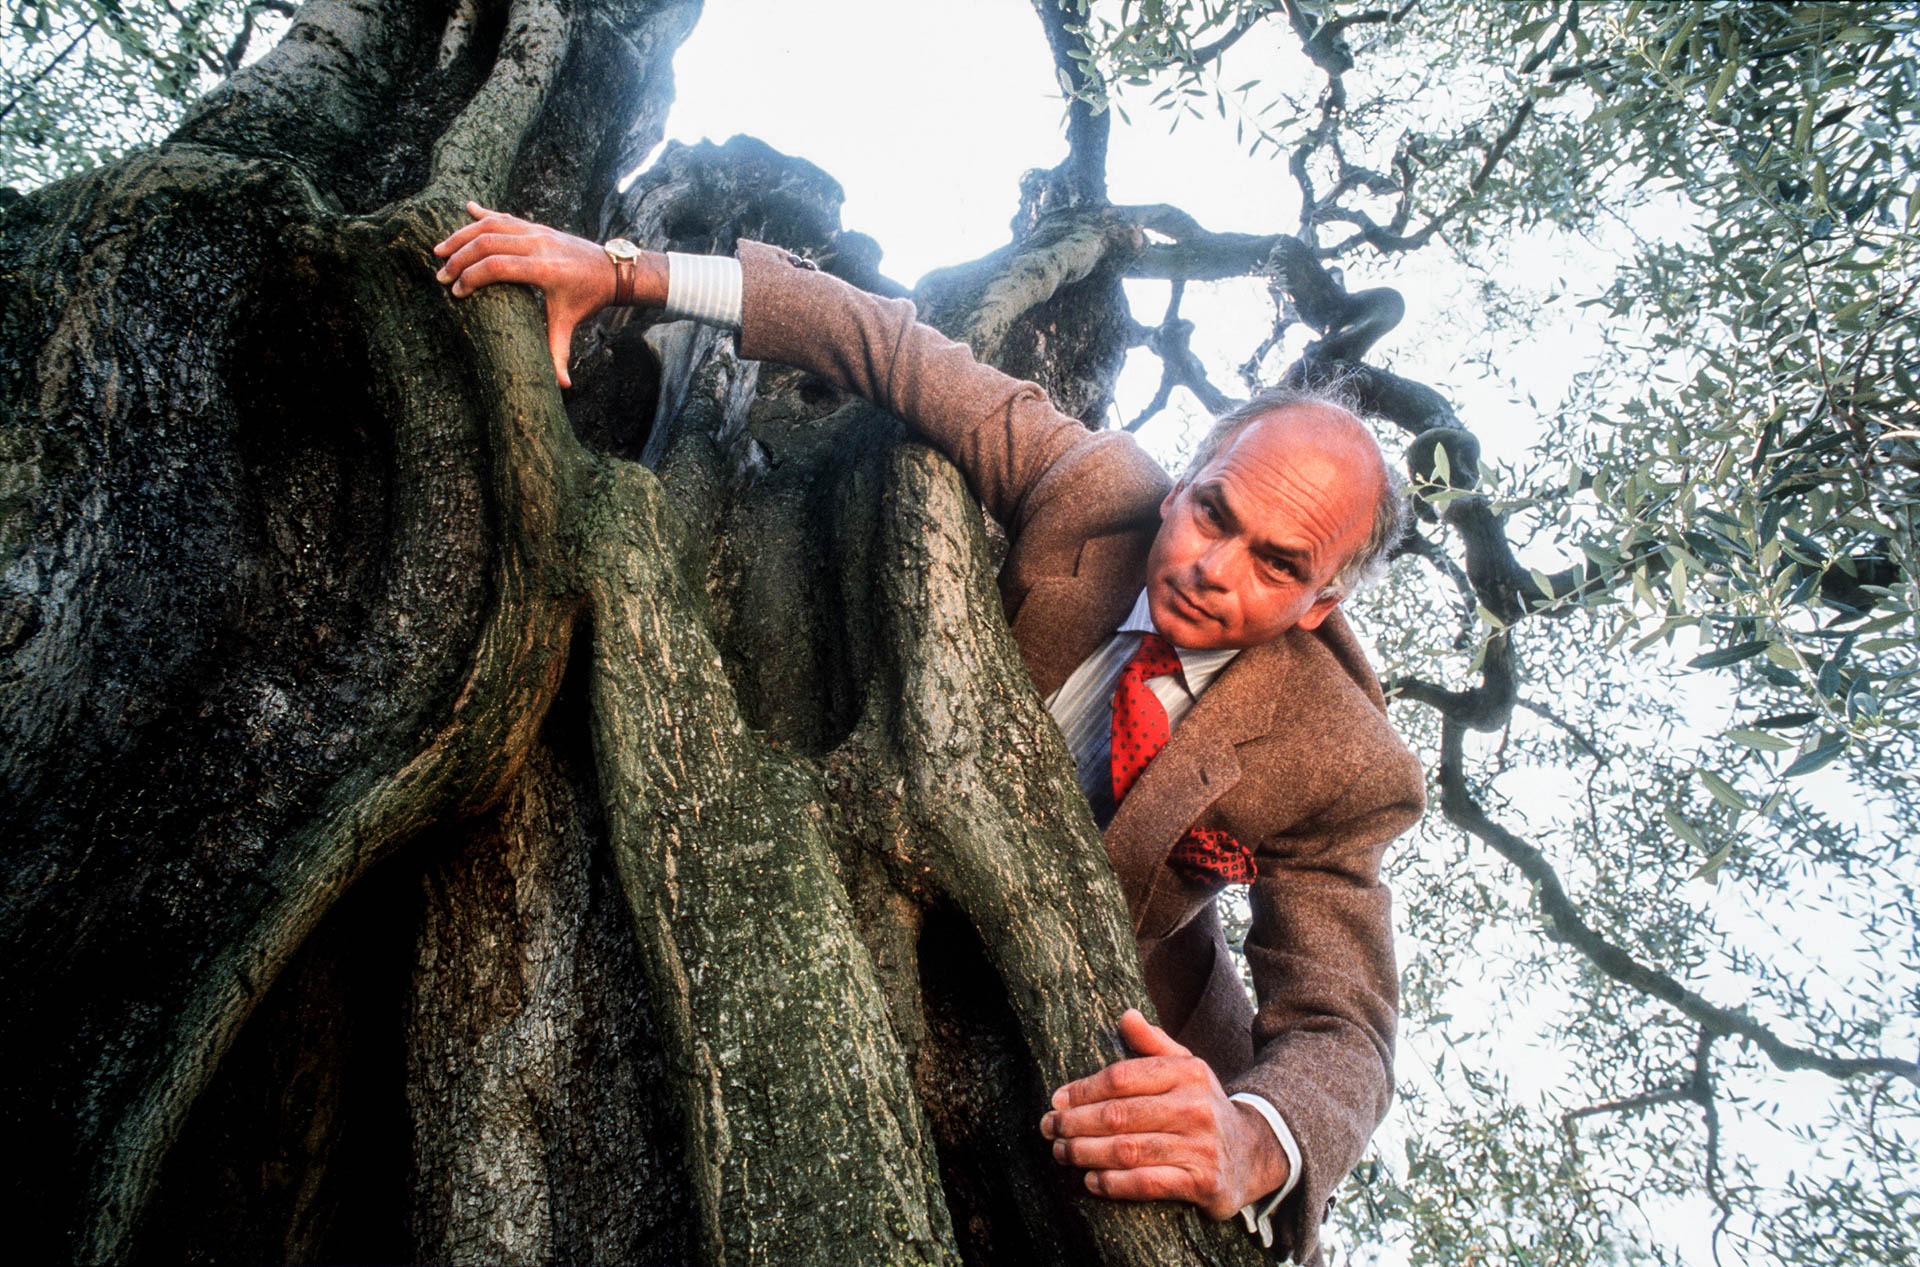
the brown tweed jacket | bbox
[735,240,1426,1263]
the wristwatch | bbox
[603,237,641,306]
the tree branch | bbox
[1118,204,1285,279]
[0,16,101,127]
[1318,92,1539,257]
[219,3,297,76]
[1519,1,1580,76]
[1027,0,1110,207]
[1124,280,1235,430]
[1282,0,1354,108]
[1384,634,1516,733]
[1190,15,1261,66]
[1516,696,1608,764]
[1436,721,1920,1086]
[1563,1084,1694,1122]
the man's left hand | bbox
[1041,1008,1286,1221]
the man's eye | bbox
[1260,556,1297,582]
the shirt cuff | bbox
[1230,1092,1302,1250]
[663,253,743,330]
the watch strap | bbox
[604,239,639,307]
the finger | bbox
[435,207,516,257]
[434,218,512,259]
[1083,1165,1195,1204]
[438,231,540,283]
[466,200,521,222]
[445,248,556,299]
[548,314,575,388]
[434,219,483,258]
[1051,1055,1193,1111]
[434,209,532,258]
[1118,1008,1192,1060]
[450,256,565,305]
[1052,1130,1186,1172]
[1047,1085,1212,1142]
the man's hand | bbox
[431,202,667,387]
[1041,1008,1287,1221]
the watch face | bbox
[604,238,641,262]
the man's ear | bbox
[1294,588,1345,631]
[1159,478,1186,519]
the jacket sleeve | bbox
[1225,732,1424,1265]
[734,239,1112,534]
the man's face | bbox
[1145,407,1379,650]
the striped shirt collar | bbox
[1116,589,1240,696]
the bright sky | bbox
[666,0,1063,285]
[664,0,1336,469]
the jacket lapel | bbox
[1103,633,1293,934]
[1012,575,1142,700]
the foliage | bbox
[1,0,289,190]
[1075,2,1920,1263]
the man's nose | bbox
[1192,540,1244,591]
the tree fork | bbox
[0,3,1272,1263]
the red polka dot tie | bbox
[1110,634,1256,886]
[1110,634,1182,807]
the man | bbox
[433,205,1424,1264]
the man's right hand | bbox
[432,202,667,387]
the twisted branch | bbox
[1125,281,1235,430]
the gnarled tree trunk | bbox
[0,3,1264,1263]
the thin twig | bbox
[1564,1084,1694,1121]
[1517,696,1608,763]
[0,17,102,127]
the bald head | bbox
[1184,387,1405,598]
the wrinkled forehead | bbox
[1210,404,1384,490]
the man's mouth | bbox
[1164,583,1213,626]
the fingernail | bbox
[1040,1113,1055,1137]
[435,268,448,282]
[1052,1141,1066,1163]
[1051,1089,1067,1110]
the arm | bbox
[730,239,1110,533]
[1228,751,1424,1258]
[432,207,1131,534]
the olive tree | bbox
[4,1,1918,1264]
[0,1,1270,1262]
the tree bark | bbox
[0,3,1263,1263]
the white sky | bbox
[664,0,1613,475]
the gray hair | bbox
[1181,384,1410,598]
